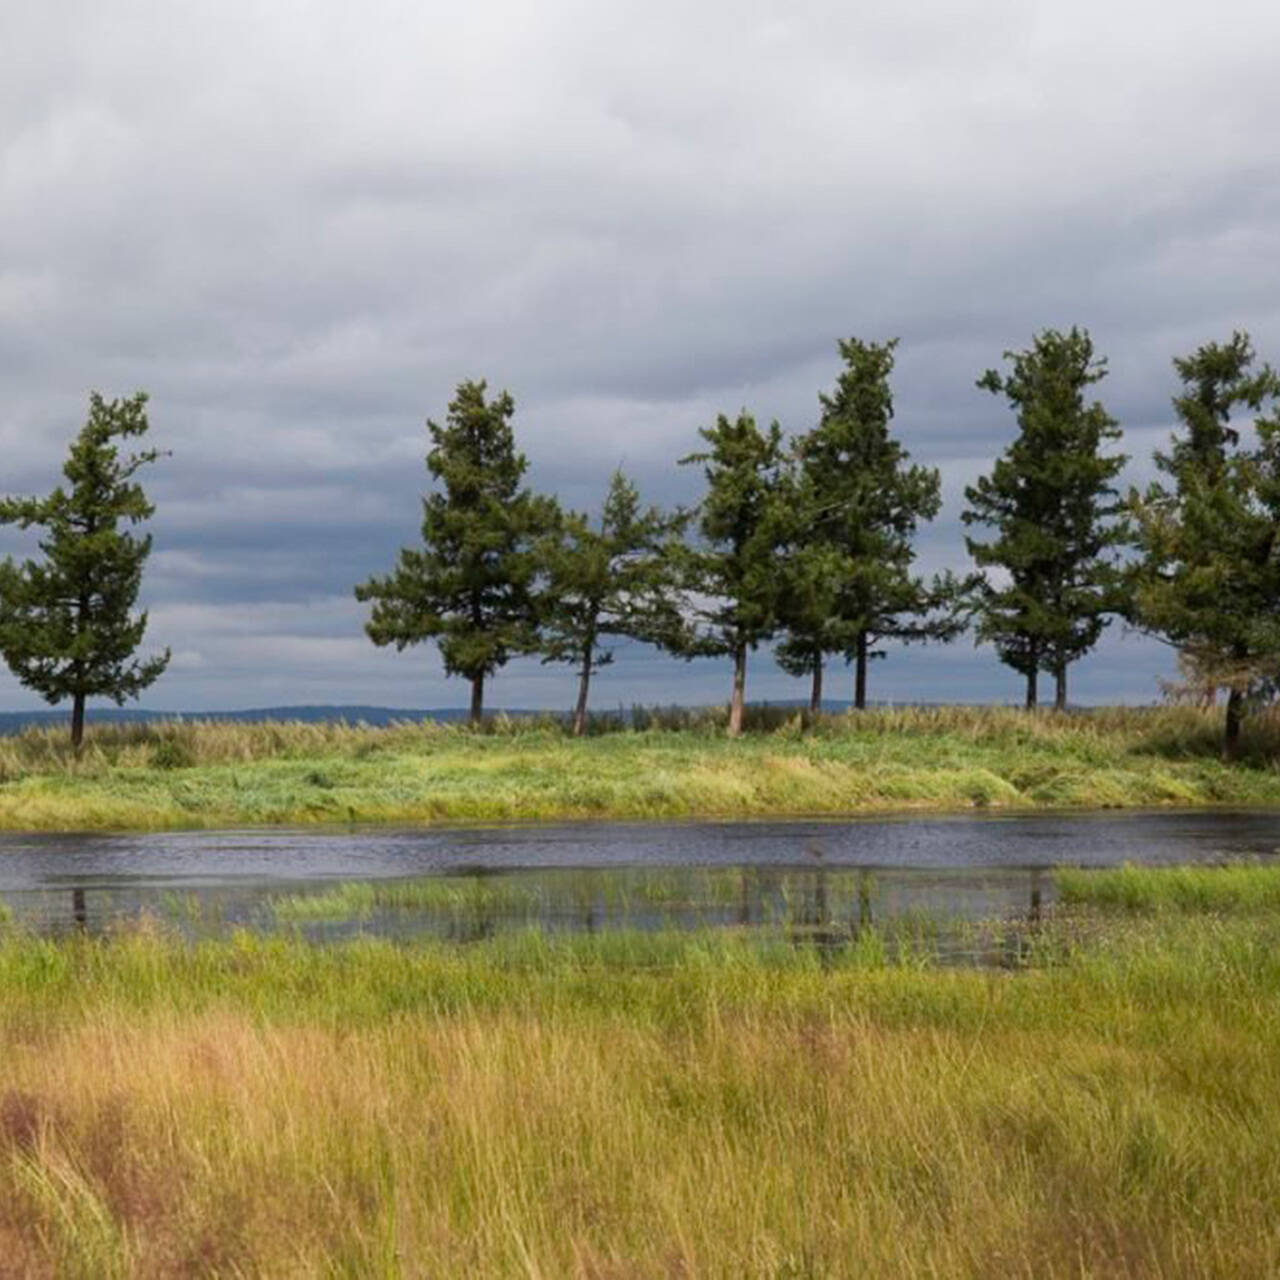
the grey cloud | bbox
[0,0,1275,710]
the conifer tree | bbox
[537,470,686,736]
[1165,332,1274,474]
[775,338,957,711]
[0,392,170,749]
[677,411,791,736]
[1132,333,1280,758]
[962,328,1128,710]
[355,380,557,723]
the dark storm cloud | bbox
[1,0,1278,710]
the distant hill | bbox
[0,705,493,735]
[0,699,875,736]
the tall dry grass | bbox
[0,913,1278,1275]
[3,702,1278,772]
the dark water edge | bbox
[0,810,1277,957]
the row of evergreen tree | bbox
[0,328,1275,755]
[356,328,1280,755]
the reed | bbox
[0,910,1278,1275]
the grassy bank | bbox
[0,893,1278,1275]
[0,704,1278,830]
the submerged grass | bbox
[0,904,1279,1275]
[269,867,847,924]
[0,704,1279,830]
[270,875,551,922]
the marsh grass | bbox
[0,908,1279,1275]
[264,872,963,970]
[1056,861,1280,912]
[271,873,663,924]
[0,704,1278,830]
[270,867,854,924]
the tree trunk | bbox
[728,643,747,736]
[1054,659,1067,713]
[1223,688,1244,762]
[854,631,869,710]
[858,869,872,927]
[1025,668,1038,711]
[809,652,823,715]
[572,641,593,737]
[469,673,484,727]
[71,693,86,752]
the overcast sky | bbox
[1,0,1278,713]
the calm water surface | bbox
[1,810,1276,944]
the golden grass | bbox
[1,914,1279,1276]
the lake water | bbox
[1,810,1277,952]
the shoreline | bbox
[4,794,1280,838]
[0,705,1278,833]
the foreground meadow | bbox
[0,705,1279,830]
[1,872,1279,1276]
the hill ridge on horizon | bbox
[0,699,915,734]
[0,705,494,732]
[0,697,1122,735]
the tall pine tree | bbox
[962,328,1129,710]
[355,380,557,723]
[537,470,686,736]
[0,392,170,748]
[677,411,791,736]
[1132,332,1280,757]
[775,337,956,711]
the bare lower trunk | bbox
[854,631,868,710]
[469,673,484,726]
[809,653,823,715]
[1223,688,1244,762]
[728,643,747,737]
[1054,660,1067,712]
[1025,670,1038,710]
[71,693,86,752]
[858,869,873,927]
[572,644,593,737]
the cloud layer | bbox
[1,0,1278,711]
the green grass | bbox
[0,704,1278,830]
[1,899,1279,1274]
[1056,860,1280,912]
[269,866,855,924]
[270,875,551,922]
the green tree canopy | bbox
[1132,332,1280,757]
[776,337,957,711]
[962,327,1129,709]
[354,380,557,723]
[676,411,791,736]
[1168,330,1277,472]
[0,392,169,748]
[537,470,686,735]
